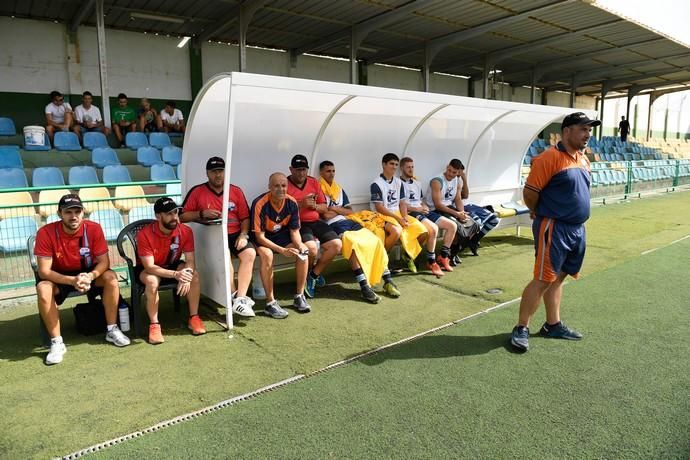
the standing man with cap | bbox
[181,157,257,317]
[287,154,342,299]
[510,112,600,352]
[34,194,130,365]
[137,197,206,344]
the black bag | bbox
[73,300,107,335]
[450,218,481,259]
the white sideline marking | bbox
[61,295,522,459]
[641,234,690,255]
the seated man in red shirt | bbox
[181,157,257,317]
[34,194,130,365]
[250,172,310,319]
[136,197,206,344]
[287,154,342,299]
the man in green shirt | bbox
[111,93,137,145]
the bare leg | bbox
[236,248,256,297]
[543,273,567,325]
[36,281,61,338]
[257,246,275,301]
[421,219,438,252]
[183,265,201,315]
[140,272,161,323]
[294,255,308,294]
[305,239,318,271]
[93,270,120,325]
[312,239,341,275]
[438,217,457,247]
[384,223,402,251]
[517,279,552,327]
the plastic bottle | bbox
[118,297,130,332]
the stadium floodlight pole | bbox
[95,0,111,128]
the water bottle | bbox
[118,297,131,332]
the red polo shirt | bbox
[136,221,194,266]
[287,175,326,223]
[34,220,108,273]
[182,183,250,234]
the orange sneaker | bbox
[188,315,207,335]
[148,323,164,345]
[427,261,444,277]
[436,256,453,272]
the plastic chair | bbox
[0,117,16,136]
[136,146,163,167]
[0,168,28,188]
[37,189,70,218]
[91,147,121,168]
[79,187,115,213]
[116,219,180,337]
[125,132,149,150]
[83,132,109,150]
[88,209,124,242]
[103,165,132,184]
[0,147,23,168]
[161,146,182,166]
[176,164,182,180]
[53,132,82,151]
[68,166,99,185]
[0,191,36,219]
[32,167,65,187]
[0,216,38,253]
[150,163,176,181]
[149,132,172,149]
[114,185,150,211]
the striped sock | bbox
[353,268,368,288]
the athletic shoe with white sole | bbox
[45,341,66,365]
[265,300,289,319]
[105,326,131,347]
[539,321,583,340]
[232,296,256,317]
[510,325,529,352]
[361,285,380,304]
[293,294,312,313]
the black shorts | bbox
[300,220,339,244]
[36,270,103,306]
[227,232,255,257]
[134,261,185,282]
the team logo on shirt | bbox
[170,243,179,251]
[409,191,416,200]
[79,247,90,256]
[444,187,454,199]
[387,189,397,204]
[228,201,236,211]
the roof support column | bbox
[237,1,266,72]
[570,75,579,108]
[95,0,110,128]
[422,43,432,92]
[189,38,203,99]
[350,28,358,84]
[530,69,539,104]
[483,57,490,99]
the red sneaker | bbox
[148,323,164,345]
[436,256,453,272]
[188,315,207,335]
[427,261,444,277]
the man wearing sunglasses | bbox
[45,90,74,143]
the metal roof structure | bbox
[3,0,689,97]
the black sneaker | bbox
[361,285,380,304]
[450,255,462,266]
[539,322,582,340]
[510,325,529,352]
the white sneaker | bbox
[232,296,256,317]
[45,341,66,365]
[105,326,131,347]
[252,283,266,300]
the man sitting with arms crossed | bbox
[250,173,311,318]
[456,161,500,256]
[399,157,456,275]
[137,197,206,344]
[287,154,342,299]
[34,194,130,365]
[181,157,257,317]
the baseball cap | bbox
[290,154,309,169]
[154,197,181,214]
[58,194,83,210]
[561,112,602,130]
[206,156,225,171]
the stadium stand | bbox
[149,132,172,150]
[150,163,176,181]
[92,147,121,168]
[37,189,70,218]
[0,216,38,253]
[89,209,124,241]
[103,165,132,184]
[0,147,23,168]
[83,132,109,150]
[136,146,163,167]
[0,168,28,188]
[114,185,150,211]
[0,117,17,136]
[161,145,182,166]
[53,132,81,151]
[68,166,99,185]
[125,132,149,150]
[79,187,115,213]
[32,167,65,187]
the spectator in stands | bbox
[180,157,257,317]
[160,101,185,134]
[138,98,162,133]
[510,112,600,353]
[137,197,206,344]
[399,157,454,276]
[72,91,109,143]
[370,153,428,272]
[456,161,501,256]
[111,93,137,146]
[425,159,479,266]
[319,160,398,301]
[619,116,630,142]
[286,154,342,299]
[34,194,130,365]
[250,172,310,318]
[45,90,73,143]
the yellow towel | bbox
[348,210,427,260]
[341,228,388,285]
[319,177,342,202]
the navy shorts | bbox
[328,219,362,236]
[532,216,586,282]
[408,211,429,222]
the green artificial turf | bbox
[1,190,689,458]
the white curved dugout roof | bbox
[181,72,595,322]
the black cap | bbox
[561,112,602,130]
[290,154,309,169]
[154,197,181,214]
[58,194,83,210]
[206,156,225,170]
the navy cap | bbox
[206,156,225,170]
[58,194,83,210]
[290,154,309,169]
[154,197,180,214]
[561,112,602,130]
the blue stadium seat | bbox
[88,209,124,242]
[125,132,149,150]
[0,117,17,136]
[166,183,182,203]
[150,163,176,181]
[0,147,23,168]
[24,133,50,151]
[149,132,172,149]
[103,165,132,184]
[137,146,163,167]
[83,132,109,150]
[91,147,121,168]
[53,132,82,151]
[176,164,182,180]
[161,146,182,166]
[0,216,38,253]
[128,206,155,222]
[32,167,65,187]
[68,166,99,185]
[0,168,28,189]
